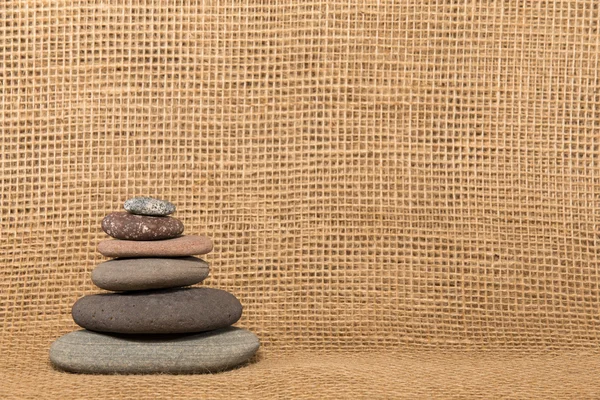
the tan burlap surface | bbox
[2,1,600,398]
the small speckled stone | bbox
[72,287,242,334]
[97,235,213,258]
[91,257,209,291]
[101,212,184,241]
[49,327,260,374]
[124,197,176,216]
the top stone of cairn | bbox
[124,196,176,216]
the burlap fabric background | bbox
[2,1,600,398]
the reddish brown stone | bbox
[102,212,184,241]
[97,235,213,258]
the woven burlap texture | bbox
[2,1,600,398]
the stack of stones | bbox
[50,197,259,374]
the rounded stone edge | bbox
[49,328,260,374]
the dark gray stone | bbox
[72,287,242,334]
[91,257,209,291]
[124,196,176,216]
[49,327,260,374]
[97,235,213,258]
[101,212,184,241]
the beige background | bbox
[2,1,600,398]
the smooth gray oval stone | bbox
[124,196,176,216]
[102,212,184,241]
[50,327,260,374]
[72,287,242,334]
[91,257,209,291]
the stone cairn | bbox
[50,197,259,374]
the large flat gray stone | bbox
[72,287,242,334]
[91,257,209,291]
[50,327,260,374]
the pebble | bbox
[101,212,184,241]
[91,257,209,291]
[124,196,176,216]
[97,235,213,258]
[50,327,260,374]
[72,287,242,334]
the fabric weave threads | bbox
[2,0,600,397]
